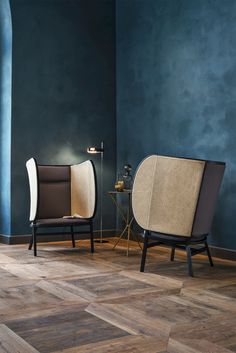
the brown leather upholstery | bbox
[37,166,71,219]
[34,218,90,227]
[192,162,225,236]
[37,165,70,182]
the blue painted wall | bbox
[117,0,236,250]
[10,0,116,234]
[0,0,12,235]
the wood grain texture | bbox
[0,239,235,353]
[6,309,128,353]
[86,288,231,339]
[168,338,233,353]
[0,324,39,353]
[52,335,167,353]
[170,314,236,352]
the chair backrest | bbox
[37,164,71,219]
[132,155,225,237]
[26,158,96,221]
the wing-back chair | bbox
[26,158,97,256]
[132,155,225,276]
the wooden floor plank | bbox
[36,280,89,302]
[52,335,167,353]
[208,283,236,298]
[119,270,183,289]
[0,324,39,353]
[167,338,234,353]
[86,289,231,339]
[0,261,102,280]
[86,302,171,337]
[0,283,64,320]
[0,238,235,353]
[35,270,183,305]
[0,254,17,264]
[6,308,129,353]
[180,287,236,313]
[170,314,236,351]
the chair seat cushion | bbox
[148,232,206,244]
[32,218,91,228]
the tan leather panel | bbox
[71,161,96,219]
[132,155,158,231]
[132,155,205,237]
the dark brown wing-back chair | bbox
[26,158,97,256]
[132,155,225,276]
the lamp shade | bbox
[87,141,104,154]
[87,147,104,154]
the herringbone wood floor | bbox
[0,238,235,353]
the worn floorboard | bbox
[0,238,235,352]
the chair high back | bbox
[132,155,225,238]
[27,158,96,221]
[26,158,97,256]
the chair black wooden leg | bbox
[71,226,75,248]
[90,222,94,254]
[140,230,149,272]
[186,245,193,277]
[33,226,37,257]
[170,247,175,261]
[205,241,214,267]
[28,235,33,250]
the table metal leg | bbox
[112,225,128,249]
[108,191,142,255]
[127,223,131,256]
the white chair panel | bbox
[132,155,158,231]
[71,160,96,219]
[26,158,38,221]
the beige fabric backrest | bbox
[71,160,96,219]
[132,155,205,237]
[26,158,38,222]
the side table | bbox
[108,190,142,256]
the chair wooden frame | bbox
[140,230,214,277]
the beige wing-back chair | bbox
[132,155,225,276]
[26,158,97,256]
